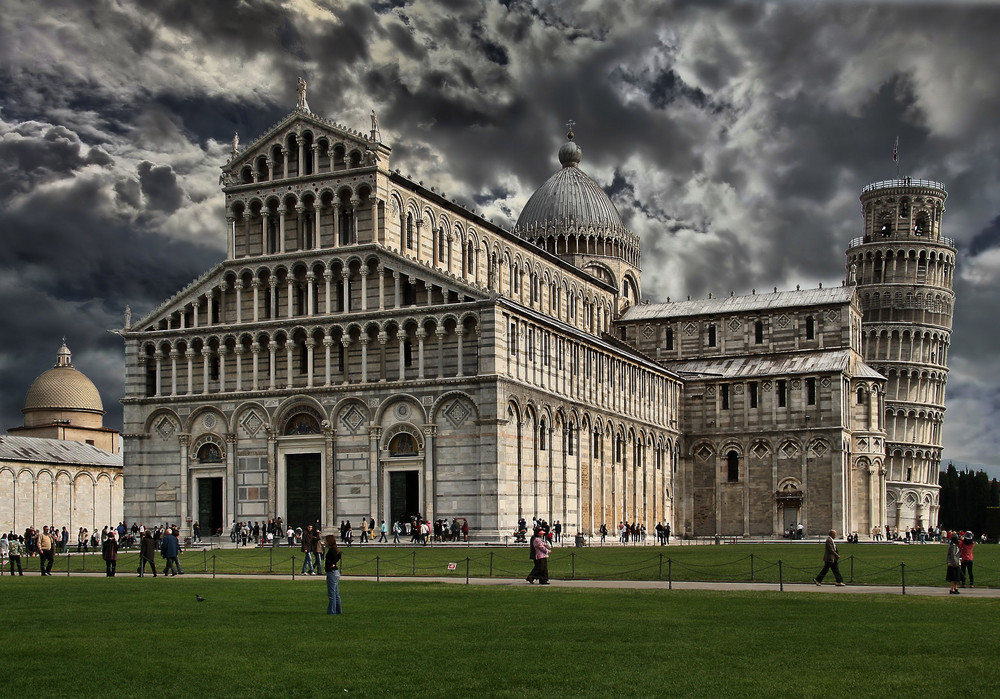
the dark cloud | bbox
[0,122,112,193]
[968,216,1000,256]
[137,161,185,213]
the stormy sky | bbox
[2,0,998,474]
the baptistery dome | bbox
[23,342,105,425]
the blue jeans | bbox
[326,569,342,614]
[302,552,314,574]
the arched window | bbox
[805,315,815,340]
[857,387,865,405]
[388,433,418,457]
[298,340,308,373]
[198,443,223,463]
[914,212,928,235]
[438,228,445,261]
[727,451,739,482]
[467,241,475,274]
[879,212,893,236]
[538,419,547,451]
[665,326,674,351]
[405,213,414,250]
[754,320,763,344]
[707,323,717,347]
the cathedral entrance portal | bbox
[388,470,420,527]
[285,453,322,530]
[196,477,223,537]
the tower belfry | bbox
[846,176,956,529]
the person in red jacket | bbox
[959,531,976,588]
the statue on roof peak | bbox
[296,77,310,112]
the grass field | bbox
[1,576,998,698]
[39,541,1000,588]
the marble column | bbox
[306,340,315,387]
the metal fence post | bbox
[203,549,207,573]
[850,555,854,583]
[778,560,784,592]
[901,562,906,595]
[750,553,755,582]
[376,555,380,582]
[292,555,296,580]
[412,550,416,576]
[658,553,663,580]
[489,552,494,577]
[270,547,273,574]
[571,552,575,580]
[466,557,470,584]
[212,554,216,579]
[668,558,672,590]
[67,552,71,577]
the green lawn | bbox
[46,541,1000,588]
[1,577,997,697]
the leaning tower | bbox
[846,177,956,531]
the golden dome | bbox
[23,342,104,416]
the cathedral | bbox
[119,83,954,539]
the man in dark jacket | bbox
[139,531,158,577]
[301,524,315,574]
[102,533,118,577]
[160,527,182,576]
[813,529,845,586]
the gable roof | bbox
[620,286,856,322]
[0,435,122,468]
[663,348,884,381]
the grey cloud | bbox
[137,161,185,213]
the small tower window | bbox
[665,327,674,351]
[754,320,763,345]
[805,315,815,340]
[707,324,717,347]
[721,384,730,410]
[748,382,758,409]
[806,377,816,405]
[777,380,787,408]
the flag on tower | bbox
[893,136,899,163]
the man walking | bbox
[813,529,846,587]
[378,520,388,543]
[161,527,182,576]
[138,530,158,577]
[301,524,316,575]
[37,526,55,576]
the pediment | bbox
[227,109,381,172]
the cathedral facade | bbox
[119,88,953,539]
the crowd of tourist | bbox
[0,521,189,577]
